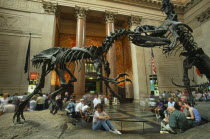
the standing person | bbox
[93,94,101,108]
[36,94,44,111]
[75,99,85,118]
[56,94,62,110]
[12,93,20,110]
[29,97,37,111]
[184,102,201,127]
[92,104,121,134]
[42,93,47,109]
[2,100,15,114]
[104,95,109,106]
[21,92,28,101]
[45,94,50,109]
[203,92,207,101]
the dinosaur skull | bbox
[129,25,171,47]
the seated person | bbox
[2,100,15,114]
[155,99,164,118]
[174,102,181,111]
[82,103,91,113]
[161,106,190,134]
[75,99,85,118]
[178,101,184,112]
[184,102,201,127]
[65,99,76,118]
[167,97,175,107]
[92,104,121,134]
[82,103,94,122]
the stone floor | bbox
[104,103,160,135]
[0,102,210,139]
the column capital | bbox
[42,0,57,14]
[105,11,117,23]
[129,15,142,26]
[75,6,89,19]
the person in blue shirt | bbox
[66,99,76,118]
[184,102,201,127]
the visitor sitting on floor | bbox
[178,101,184,112]
[184,102,201,127]
[82,102,94,122]
[161,106,190,134]
[2,100,15,114]
[167,97,175,107]
[75,99,85,118]
[82,102,91,113]
[155,99,164,118]
[65,99,76,118]
[92,104,121,134]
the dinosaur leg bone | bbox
[98,73,132,88]
[183,58,194,106]
[13,63,48,123]
[50,87,66,115]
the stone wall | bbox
[0,0,56,95]
[184,0,210,84]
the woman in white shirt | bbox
[92,104,121,134]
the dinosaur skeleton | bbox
[133,0,210,105]
[14,28,170,123]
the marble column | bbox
[42,1,58,93]
[129,15,147,103]
[73,6,88,97]
[105,11,117,96]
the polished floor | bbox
[103,103,161,135]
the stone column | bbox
[104,11,117,96]
[73,6,88,97]
[129,15,147,103]
[42,1,58,93]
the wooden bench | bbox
[111,119,148,133]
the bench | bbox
[111,119,148,133]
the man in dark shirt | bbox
[64,92,70,101]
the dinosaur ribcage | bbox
[176,25,198,52]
